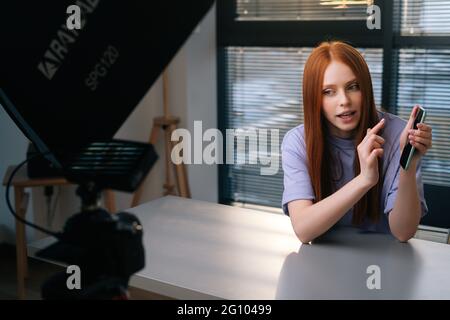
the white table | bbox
[128,196,450,299]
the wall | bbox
[0,108,33,243]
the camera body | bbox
[37,207,145,299]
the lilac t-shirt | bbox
[281,111,428,233]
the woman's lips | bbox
[337,111,356,122]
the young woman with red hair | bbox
[282,41,432,243]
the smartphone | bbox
[400,106,427,170]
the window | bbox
[396,48,450,187]
[236,0,372,21]
[392,0,450,189]
[400,0,450,36]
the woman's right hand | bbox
[357,118,385,187]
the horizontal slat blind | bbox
[400,0,450,35]
[396,48,450,186]
[224,46,383,207]
[236,0,373,21]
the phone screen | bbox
[400,107,426,170]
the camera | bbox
[38,204,145,299]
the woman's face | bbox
[321,60,362,139]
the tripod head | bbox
[37,182,145,299]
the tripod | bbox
[132,70,190,207]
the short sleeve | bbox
[383,154,428,218]
[281,128,315,216]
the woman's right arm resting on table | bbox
[288,175,372,243]
[288,119,386,243]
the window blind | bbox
[224,46,383,207]
[396,48,450,187]
[236,0,373,21]
[400,0,450,36]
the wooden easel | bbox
[131,70,190,207]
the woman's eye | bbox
[323,90,334,96]
[348,83,359,90]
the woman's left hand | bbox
[400,105,432,167]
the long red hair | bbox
[302,41,383,225]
